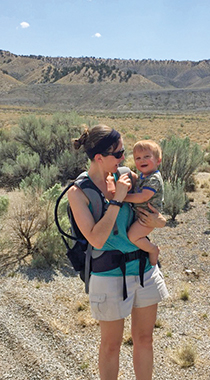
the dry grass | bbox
[154,319,163,329]
[96,113,210,152]
[171,343,197,368]
[123,334,133,346]
[180,285,190,301]
[0,105,52,130]
[0,106,210,151]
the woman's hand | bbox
[137,203,166,228]
[114,173,132,201]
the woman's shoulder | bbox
[68,184,89,205]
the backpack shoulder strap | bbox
[54,181,76,240]
[55,171,106,238]
[74,173,107,223]
[74,172,107,293]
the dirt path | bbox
[0,283,96,380]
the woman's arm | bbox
[68,174,131,249]
[137,203,166,228]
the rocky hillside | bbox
[1,50,210,112]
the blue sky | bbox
[0,0,210,61]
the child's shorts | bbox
[89,264,169,321]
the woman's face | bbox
[103,138,125,173]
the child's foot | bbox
[148,245,159,266]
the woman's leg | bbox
[99,319,124,380]
[131,304,158,380]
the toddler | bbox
[125,140,164,265]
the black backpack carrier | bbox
[54,168,133,290]
[54,167,148,300]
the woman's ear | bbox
[94,153,103,163]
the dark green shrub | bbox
[8,184,70,267]
[207,202,210,223]
[57,149,87,184]
[15,116,58,166]
[160,136,204,189]
[20,173,46,193]
[0,140,20,161]
[32,184,71,266]
[163,180,186,221]
[0,112,90,189]
[0,195,10,269]
[1,152,40,188]
[160,136,204,220]
[0,196,9,218]
[15,113,88,172]
[20,165,60,192]
[204,152,210,165]
[39,165,60,189]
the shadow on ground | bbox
[1,258,78,283]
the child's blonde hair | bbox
[133,140,162,160]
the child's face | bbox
[133,148,161,175]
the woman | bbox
[68,124,169,380]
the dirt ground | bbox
[0,107,210,379]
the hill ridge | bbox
[1,50,210,112]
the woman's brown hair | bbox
[74,125,120,160]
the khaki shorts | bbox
[89,265,169,321]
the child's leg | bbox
[128,220,159,266]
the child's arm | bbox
[124,188,155,204]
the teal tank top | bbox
[92,202,152,277]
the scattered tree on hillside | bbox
[42,65,52,82]
[40,62,134,83]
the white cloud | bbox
[93,33,101,38]
[20,22,30,29]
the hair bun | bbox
[73,139,81,150]
[74,128,89,150]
